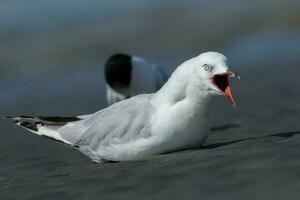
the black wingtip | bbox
[19,121,39,131]
[3,116,12,120]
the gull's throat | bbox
[211,74,236,106]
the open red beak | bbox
[211,70,239,107]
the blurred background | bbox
[1,1,300,199]
[1,0,300,115]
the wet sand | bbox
[1,64,300,200]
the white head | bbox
[183,52,239,106]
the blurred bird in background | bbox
[104,53,167,105]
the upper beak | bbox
[227,69,240,80]
[211,69,240,108]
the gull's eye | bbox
[203,64,212,72]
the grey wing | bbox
[74,94,155,150]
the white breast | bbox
[106,84,127,105]
[149,98,212,154]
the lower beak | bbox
[226,70,239,107]
[224,84,236,107]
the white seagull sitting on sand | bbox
[6,52,239,163]
[104,53,167,105]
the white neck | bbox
[150,63,214,150]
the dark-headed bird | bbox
[104,53,167,105]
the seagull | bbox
[104,53,167,105]
[6,52,239,163]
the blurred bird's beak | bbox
[211,69,240,107]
